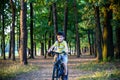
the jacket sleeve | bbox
[64,41,69,53]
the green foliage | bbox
[1,0,120,60]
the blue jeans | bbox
[57,53,68,64]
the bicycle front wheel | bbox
[52,65,59,80]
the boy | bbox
[47,31,68,78]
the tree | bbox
[8,31,12,59]
[52,2,58,40]
[93,5,103,61]
[1,1,6,60]
[48,5,52,50]
[87,29,92,55]
[102,3,114,61]
[112,0,120,59]
[19,0,28,65]
[73,0,81,57]
[63,0,68,40]
[10,0,16,61]
[29,2,34,59]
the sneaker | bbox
[63,75,68,80]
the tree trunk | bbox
[18,20,20,52]
[94,6,103,61]
[8,31,12,59]
[69,42,72,55]
[0,13,2,56]
[2,11,6,60]
[88,30,92,55]
[91,32,95,55]
[52,2,58,40]
[116,26,120,59]
[107,9,114,59]
[74,0,81,57]
[94,36,97,57]
[16,11,20,53]
[63,0,68,40]
[29,2,34,59]
[103,5,114,61]
[114,0,120,59]
[41,42,44,56]
[48,33,51,49]
[34,42,36,56]
[17,20,20,57]
[44,32,47,59]
[19,0,28,65]
[0,14,1,57]
[10,0,16,61]
[48,6,52,50]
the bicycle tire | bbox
[61,69,68,80]
[52,65,59,80]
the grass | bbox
[76,61,120,80]
[0,59,39,80]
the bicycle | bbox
[49,51,68,80]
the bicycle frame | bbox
[51,51,65,80]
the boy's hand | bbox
[47,50,50,56]
[47,50,51,54]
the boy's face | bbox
[57,35,64,42]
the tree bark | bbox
[34,42,36,56]
[93,6,103,61]
[114,0,120,59]
[41,42,44,56]
[16,11,20,53]
[48,33,51,49]
[48,6,52,50]
[2,11,6,60]
[8,31,12,59]
[73,0,81,57]
[88,30,92,55]
[19,0,28,65]
[1,2,6,60]
[10,0,16,61]
[103,4,114,61]
[91,31,95,55]
[63,0,68,40]
[44,31,47,59]
[52,2,58,40]
[29,2,34,59]
[0,14,1,57]
[116,26,120,59]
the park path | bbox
[13,54,96,80]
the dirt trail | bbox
[13,55,96,80]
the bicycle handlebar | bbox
[48,51,66,56]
